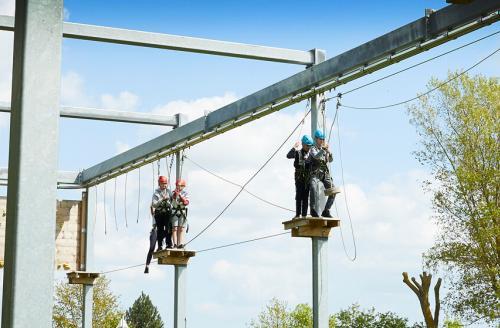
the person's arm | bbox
[310,146,325,159]
[286,148,296,159]
[179,191,189,206]
[151,190,162,208]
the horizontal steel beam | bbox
[79,1,499,186]
[0,168,81,188]
[0,103,178,126]
[0,14,312,65]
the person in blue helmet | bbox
[287,135,314,219]
[309,129,340,217]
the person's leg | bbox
[301,181,310,217]
[145,228,157,273]
[309,176,320,217]
[165,219,173,248]
[294,181,301,218]
[154,215,165,250]
[322,174,335,217]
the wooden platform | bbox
[67,271,100,285]
[283,217,340,238]
[153,248,196,266]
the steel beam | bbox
[0,14,312,65]
[1,0,63,327]
[0,104,178,126]
[79,0,499,186]
[0,168,81,187]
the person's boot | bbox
[321,209,333,218]
[310,208,319,217]
[144,266,149,274]
[324,187,341,196]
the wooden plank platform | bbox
[283,217,340,238]
[67,271,100,285]
[153,248,196,266]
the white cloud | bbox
[61,71,92,107]
[63,7,70,21]
[152,92,237,122]
[100,91,139,111]
[115,141,131,154]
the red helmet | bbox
[176,179,186,187]
[158,176,168,184]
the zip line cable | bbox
[183,155,295,213]
[184,106,312,247]
[334,109,357,261]
[100,231,289,274]
[340,47,499,110]
[93,185,98,235]
[323,31,500,103]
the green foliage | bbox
[443,318,464,328]
[408,73,499,324]
[125,291,164,328]
[249,299,416,328]
[53,275,123,328]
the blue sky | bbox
[0,0,499,327]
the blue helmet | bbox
[314,129,325,140]
[301,135,314,146]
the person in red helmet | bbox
[151,176,173,250]
[171,179,189,248]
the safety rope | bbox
[184,155,294,213]
[185,105,311,247]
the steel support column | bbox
[173,113,187,328]
[81,189,95,328]
[174,265,187,328]
[2,0,63,327]
[309,48,329,328]
[312,237,329,328]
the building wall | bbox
[0,196,82,270]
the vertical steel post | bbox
[173,113,188,328]
[309,48,328,328]
[81,188,95,328]
[312,237,329,327]
[1,1,63,327]
[174,265,187,328]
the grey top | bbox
[310,145,333,171]
[151,187,172,208]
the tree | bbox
[53,275,123,328]
[402,271,442,328]
[331,304,411,328]
[248,299,416,327]
[248,298,290,328]
[408,73,499,324]
[125,291,164,328]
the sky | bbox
[0,0,499,327]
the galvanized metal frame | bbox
[0,14,313,65]
[0,168,80,187]
[79,1,500,186]
[1,1,63,327]
[0,104,178,126]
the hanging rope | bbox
[124,172,129,228]
[137,167,141,223]
[113,177,118,231]
[157,159,161,178]
[151,162,155,193]
[93,185,98,236]
[103,181,107,235]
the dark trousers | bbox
[154,212,171,249]
[146,228,157,266]
[295,179,310,217]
